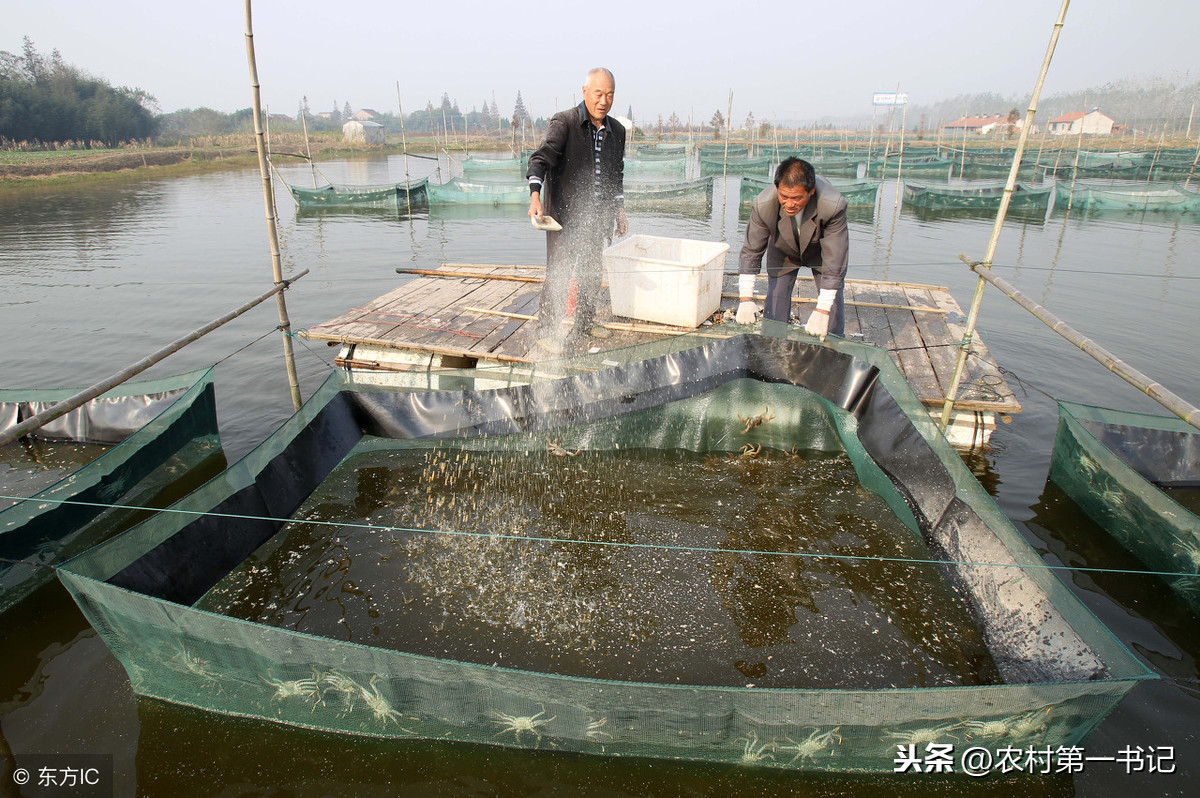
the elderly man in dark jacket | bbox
[736,157,849,339]
[527,67,628,354]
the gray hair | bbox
[585,67,615,87]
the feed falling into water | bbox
[200,443,1001,688]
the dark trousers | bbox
[538,221,606,335]
[764,269,845,337]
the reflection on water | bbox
[200,445,1000,689]
[0,441,110,511]
[2,152,1199,796]
[1024,479,1200,680]
[1163,486,1200,517]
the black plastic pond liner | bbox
[59,334,1153,772]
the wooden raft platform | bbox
[300,263,1021,442]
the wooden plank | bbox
[307,269,510,343]
[337,275,483,343]
[924,289,1022,413]
[876,285,944,404]
[333,332,534,364]
[396,278,522,352]
[848,283,898,357]
[301,282,429,339]
[303,274,1021,415]
[904,285,955,399]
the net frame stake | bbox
[245,0,303,412]
[939,0,1071,433]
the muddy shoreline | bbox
[0,136,502,186]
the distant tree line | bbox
[907,74,1200,138]
[0,38,158,146]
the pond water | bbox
[1,151,1198,795]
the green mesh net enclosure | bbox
[1,368,222,614]
[624,158,687,178]
[57,331,1152,772]
[1075,184,1200,212]
[287,180,429,209]
[901,183,1056,212]
[1050,400,1200,611]
[459,156,527,176]
[426,178,529,206]
[699,156,772,177]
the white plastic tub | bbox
[602,235,730,328]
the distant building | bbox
[943,115,1028,136]
[343,120,385,145]
[1048,109,1115,136]
[351,109,381,121]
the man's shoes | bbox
[537,336,565,354]
[589,325,612,339]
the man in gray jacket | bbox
[736,158,848,339]
[527,68,628,353]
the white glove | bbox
[804,289,838,341]
[735,301,759,325]
[735,274,759,324]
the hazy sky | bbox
[5,1,1196,124]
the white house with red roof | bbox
[1048,109,1116,136]
[943,115,1028,136]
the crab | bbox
[262,672,321,703]
[585,716,614,742]
[546,440,581,457]
[960,708,1050,743]
[883,721,962,746]
[492,705,555,745]
[735,730,776,764]
[737,405,776,435]
[779,726,842,765]
[168,642,221,685]
[321,670,362,713]
[733,443,763,460]
[358,675,413,730]
[1172,536,1200,574]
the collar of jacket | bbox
[575,101,613,132]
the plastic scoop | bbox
[531,215,563,232]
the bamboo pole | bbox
[963,258,1200,430]
[245,0,302,411]
[396,82,413,215]
[300,106,317,188]
[894,94,907,203]
[720,89,734,224]
[938,0,1070,432]
[396,268,544,283]
[443,263,545,270]
[718,292,944,314]
[724,272,949,291]
[264,105,279,228]
[0,272,309,448]
[1064,96,1087,210]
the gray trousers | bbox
[764,269,845,337]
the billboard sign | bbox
[873,92,909,106]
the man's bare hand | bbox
[528,192,544,220]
